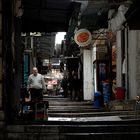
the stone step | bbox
[7,124,140,133]
[49,105,95,109]
[48,110,136,117]
[48,101,93,106]
[6,131,140,140]
[48,105,102,110]
[42,97,137,119]
[48,108,103,113]
[60,132,140,140]
[6,120,140,140]
[43,96,70,101]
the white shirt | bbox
[27,73,46,90]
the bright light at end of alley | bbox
[55,32,66,45]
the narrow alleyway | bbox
[1,0,140,139]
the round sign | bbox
[74,29,92,46]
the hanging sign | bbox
[74,29,92,47]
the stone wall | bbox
[136,31,140,96]
[0,0,5,139]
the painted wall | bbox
[0,0,5,139]
[0,0,3,108]
[128,30,140,99]
[0,0,2,110]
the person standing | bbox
[27,67,46,102]
[71,73,80,101]
[61,75,68,97]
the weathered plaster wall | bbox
[83,49,93,100]
[128,30,140,99]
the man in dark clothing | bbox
[71,74,81,101]
[61,76,68,97]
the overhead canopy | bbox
[125,0,140,30]
[79,0,130,31]
[21,0,125,33]
[21,0,80,32]
[79,0,109,31]
[21,0,131,59]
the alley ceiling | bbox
[125,0,140,30]
[21,0,132,32]
[78,0,134,31]
[21,0,134,59]
[21,0,80,32]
